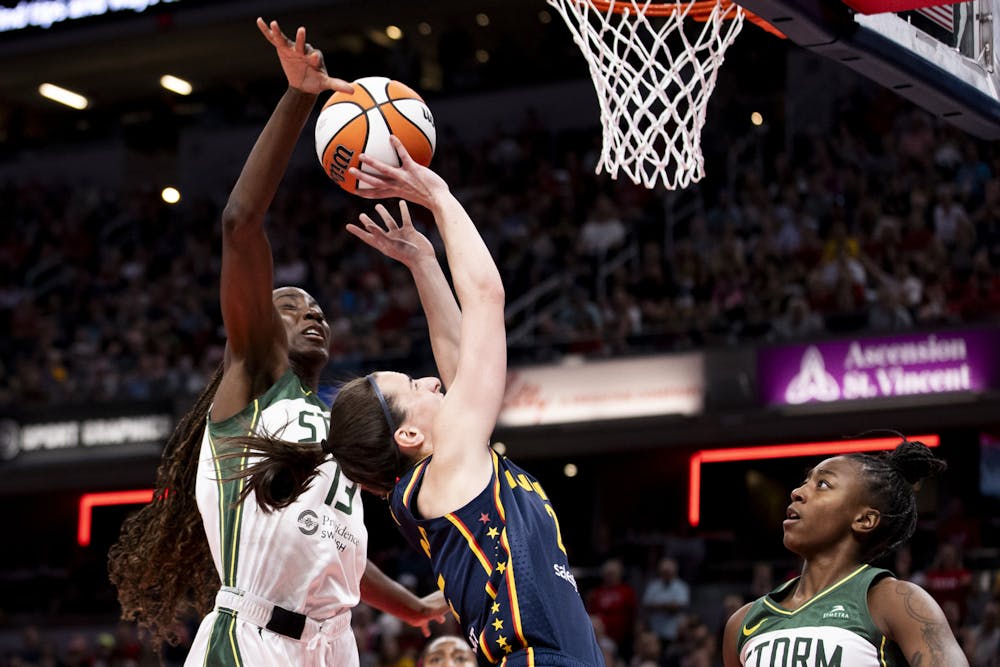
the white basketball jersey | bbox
[195,368,367,619]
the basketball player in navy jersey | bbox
[225,136,605,666]
[723,437,967,667]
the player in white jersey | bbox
[723,436,967,667]
[108,18,447,666]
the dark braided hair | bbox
[223,375,409,509]
[846,435,947,563]
[107,364,224,649]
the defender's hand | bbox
[257,17,353,96]
[404,591,449,638]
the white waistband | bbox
[214,587,352,644]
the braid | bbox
[846,437,947,563]
[108,364,224,649]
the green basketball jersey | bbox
[736,565,906,667]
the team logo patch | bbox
[297,509,319,535]
[822,604,850,620]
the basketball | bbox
[315,76,436,193]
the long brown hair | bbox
[107,364,223,648]
[225,376,408,510]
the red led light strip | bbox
[841,1,964,15]
[78,489,154,546]
[688,434,940,527]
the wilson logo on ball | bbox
[315,76,436,193]
[327,145,355,184]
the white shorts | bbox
[184,590,358,667]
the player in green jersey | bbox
[723,436,967,667]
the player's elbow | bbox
[221,201,263,237]
[481,281,505,307]
[470,274,504,305]
[459,277,505,311]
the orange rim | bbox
[583,0,786,37]
[587,0,738,18]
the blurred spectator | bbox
[354,604,380,667]
[580,194,628,259]
[963,601,1000,667]
[666,614,718,667]
[15,626,45,665]
[892,544,924,586]
[640,558,690,652]
[63,634,95,667]
[771,295,824,340]
[630,630,664,667]
[933,184,970,247]
[587,559,638,658]
[749,562,774,600]
[376,632,416,667]
[714,593,745,650]
[921,543,974,626]
[938,498,983,552]
[915,279,957,326]
[867,284,913,332]
[591,614,623,667]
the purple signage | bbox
[758,329,1000,406]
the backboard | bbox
[736,0,1000,138]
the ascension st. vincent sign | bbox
[758,329,1000,406]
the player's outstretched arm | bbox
[347,201,461,387]
[214,19,352,419]
[352,139,504,512]
[360,560,449,637]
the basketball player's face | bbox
[422,637,475,666]
[783,457,869,557]
[375,371,443,436]
[273,287,330,365]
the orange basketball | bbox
[314,76,436,193]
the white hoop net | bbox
[546,0,746,190]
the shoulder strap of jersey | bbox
[389,458,433,556]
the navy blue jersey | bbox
[390,449,603,667]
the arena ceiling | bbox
[0,0,540,111]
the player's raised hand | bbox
[350,135,448,209]
[257,18,353,95]
[346,201,436,268]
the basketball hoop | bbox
[547,0,777,190]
